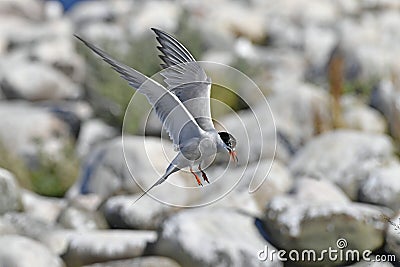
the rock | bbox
[207,159,294,211]
[62,230,157,267]
[359,161,400,211]
[76,119,117,159]
[68,194,104,211]
[0,101,72,163]
[82,256,181,267]
[56,194,107,230]
[40,100,94,121]
[1,61,81,101]
[218,103,284,165]
[304,25,337,76]
[29,38,86,83]
[0,0,44,21]
[57,205,108,230]
[68,136,191,202]
[0,17,73,49]
[0,212,59,242]
[68,0,131,26]
[371,79,400,141]
[292,177,350,204]
[207,188,262,217]
[214,2,267,43]
[150,208,282,267]
[342,96,387,133]
[268,84,333,153]
[339,11,400,80]
[44,0,63,20]
[221,83,332,165]
[290,130,395,199]
[77,21,126,44]
[262,194,392,265]
[250,160,293,209]
[0,216,18,235]
[101,194,180,230]
[0,168,22,215]
[129,1,180,37]
[21,189,66,224]
[215,82,332,168]
[385,212,400,260]
[0,235,65,267]
[348,258,394,266]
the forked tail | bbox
[132,165,179,205]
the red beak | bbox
[229,150,238,165]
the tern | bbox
[75,28,237,202]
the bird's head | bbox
[218,131,238,164]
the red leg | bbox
[198,165,210,184]
[190,167,202,186]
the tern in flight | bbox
[75,28,237,202]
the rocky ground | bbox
[0,0,400,266]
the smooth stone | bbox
[62,230,157,267]
[0,235,65,267]
[359,161,400,211]
[21,189,66,224]
[76,119,117,159]
[371,79,400,141]
[57,205,108,230]
[0,101,72,164]
[150,208,282,267]
[0,0,44,21]
[0,212,59,242]
[82,256,181,267]
[290,129,395,199]
[250,160,293,209]
[263,195,391,264]
[342,96,387,134]
[29,37,85,83]
[385,212,400,260]
[0,168,22,215]
[1,61,81,101]
[101,194,179,230]
[68,136,191,203]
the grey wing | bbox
[152,28,215,132]
[75,35,204,146]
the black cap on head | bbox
[218,131,236,150]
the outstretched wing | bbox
[75,35,204,146]
[152,28,215,132]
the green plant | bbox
[343,79,377,100]
[0,141,33,189]
[30,140,79,197]
[0,139,79,197]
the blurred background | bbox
[0,0,399,266]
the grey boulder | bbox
[150,208,282,267]
[359,161,400,211]
[0,168,22,215]
[385,212,400,260]
[62,230,156,267]
[82,256,181,267]
[0,235,65,267]
[290,129,395,199]
[262,188,392,265]
[1,61,81,101]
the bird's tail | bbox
[132,164,179,205]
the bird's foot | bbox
[200,170,210,184]
[198,165,210,184]
[190,167,203,186]
[195,174,203,186]
[201,172,210,184]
